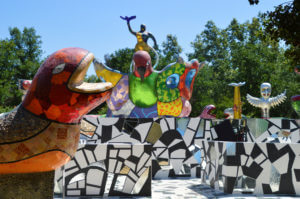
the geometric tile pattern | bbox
[56,143,152,197]
[201,140,300,194]
[79,117,218,178]
[76,117,299,181]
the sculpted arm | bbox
[269,90,287,107]
[246,94,262,108]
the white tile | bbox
[222,165,238,177]
[254,153,266,165]
[170,149,187,158]
[183,128,196,146]
[86,168,104,186]
[122,177,135,194]
[240,154,248,165]
[86,186,101,195]
[132,144,144,157]
[118,149,131,159]
[84,149,96,164]
[205,120,212,130]
[165,118,176,130]
[211,128,218,139]
[115,161,123,173]
[94,144,107,161]
[246,157,253,167]
[75,150,88,169]
[109,149,118,158]
[159,118,169,133]
[100,117,120,126]
[272,152,289,174]
[67,190,81,196]
[187,118,200,130]
[137,152,150,172]
[108,159,117,173]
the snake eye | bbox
[166,74,180,89]
[52,63,66,74]
[185,69,196,88]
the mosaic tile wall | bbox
[201,140,300,194]
[56,117,299,196]
[78,117,299,179]
[55,143,152,197]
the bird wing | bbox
[269,90,287,107]
[246,94,262,108]
[93,58,123,86]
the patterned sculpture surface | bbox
[55,116,300,196]
[247,82,286,118]
[201,140,300,194]
[229,82,245,119]
[58,143,152,197]
[121,15,158,52]
[94,50,204,118]
[199,104,216,119]
[0,48,112,174]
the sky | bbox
[0,0,285,76]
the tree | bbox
[188,17,299,118]
[249,0,300,67]
[0,27,42,109]
[158,34,183,69]
[104,48,135,73]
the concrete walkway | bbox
[55,178,300,199]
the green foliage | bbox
[249,1,300,67]
[188,17,299,118]
[158,34,183,69]
[104,48,135,73]
[85,74,100,83]
[0,27,42,107]
[0,105,14,113]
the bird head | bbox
[132,50,153,82]
[22,47,113,124]
[200,104,216,119]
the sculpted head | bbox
[260,82,271,100]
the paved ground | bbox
[55,178,300,199]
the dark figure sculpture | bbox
[120,16,158,52]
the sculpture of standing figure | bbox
[246,82,286,118]
[229,82,245,119]
[121,16,158,52]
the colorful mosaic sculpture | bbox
[121,15,158,52]
[229,82,245,119]
[199,104,216,119]
[291,96,300,117]
[18,79,32,100]
[94,50,204,118]
[247,82,286,118]
[0,47,112,174]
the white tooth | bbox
[74,82,113,93]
